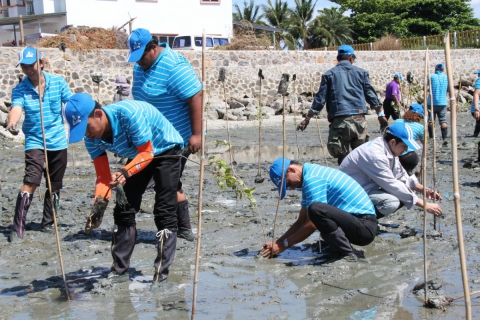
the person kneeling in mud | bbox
[261,158,378,262]
[65,93,183,284]
[339,121,443,219]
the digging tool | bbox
[191,29,207,320]
[407,72,413,107]
[255,69,265,184]
[35,49,70,300]
[427,64,438,231]
[292,74,300,159]
[456,76,462,119]
[444,31,471,320]
[218,67,236,173]
[91,73,103,102]
[270,73,290,259]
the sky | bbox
[233,0,480,20]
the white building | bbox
[0,0,233,45]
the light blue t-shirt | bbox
[471,78,480,113]
[84,100,183,160]
[428,71,448,106]
[301,163,375,215]
[132,43,202,144]
[11,72,72,151]
[395,119,424,153]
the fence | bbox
[318,29,480,51]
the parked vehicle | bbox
[172,35,229,51]
[24,32,56,45]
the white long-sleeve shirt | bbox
[339,137,419,209]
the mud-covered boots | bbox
[9,191,33,242]
[177,200,194,242]
[320,227,357,262]
[428,124,434,139]
[41,190,59,233]
[441,127,448,140]
[110,224,137,280]
[153,229,177,283]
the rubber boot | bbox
[428,124,433,139]
[477,141,480,163]
[111,224,137,276]
[41,189,59,231]
[474,122,480,137]
[441,127,448,140]
[320,227,356,262]
[9,191,33,242]
[153,229,177,283]
[177,200,194,242]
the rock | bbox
[229,99,245,109]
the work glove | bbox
[85,196,109,234]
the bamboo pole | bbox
[422,49,429,304]
[292,74,300,159]
[191,29,207,320]
[255,69,264,183]
[19,15,24,46]
[315,118,328,166]
[219,69,236,173]
[35,49,70,300]
[428,64,438,231]
[444,31,471,320]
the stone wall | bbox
[0,47,478,127]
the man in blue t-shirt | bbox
[65,93,183,284]
[261,158,378,262]
[128,28,203,242]
[427,63,449,140]
[470,69,480,137]
[7,47,72,242]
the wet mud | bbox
[1,113,480,319]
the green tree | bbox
[332,0,480,42]
[261,0,296,49]
[233,0,265,24]
[308,7,353,48]
[289,0,319,50]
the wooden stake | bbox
[220,71,236,174]
[36,49,70,300]
[315,118,328,166]
[422,49,429,304]
[255,69,264,183]
[444,31,471,320]
[427,64,438,231]
[292,75,300,159]
[191,29,207,320]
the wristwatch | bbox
[283,238,289,248]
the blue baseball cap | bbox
[270,157,291,200]
[474,69,480,74]
[64,93,96,143]
[409,103,424,117]
[16,46,42,67]
[338,44,356,59]
[386,121,421,151]
[127,28,153,62]
[435,63,445,69]
[394,73,403,81]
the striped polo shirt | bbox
[132,43,202,143]
[428,71,448,106]
[11,72,72,151]
[301,163,375,215]
[471,77,480,113]
[84,100,183,160]
[395,119,424,154]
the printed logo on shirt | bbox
[133,41,142,50]
[71,115,81,126]
[26,51,34,58]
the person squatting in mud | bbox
[128,28,203,242]
[7,46,72,242]
[339,121,443,219]
[64,93,183,284]
[261,158,378,262]
[297,44,385,165]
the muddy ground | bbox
[1,112,480,319]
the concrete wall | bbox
[0,47,478,126]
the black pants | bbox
[383,98,400,121]
[399,151,419,175]
[24,148,67,190]
[308,202,378,246]
[113,146,181,230]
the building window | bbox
[200,0,220,3]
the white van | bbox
[24,32,56,44]
[172,35,229,51]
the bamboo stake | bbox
[191,29,207,320]
[422,49,429,304]
[292,74,300,159]
[35,49,70,300]
[219,68,236,174]
[456,76,462,119]
[255,69,265,183]
[444,30,471,320]
[310,80,327,165]
[270,74,289,258]
[428,64,438,231]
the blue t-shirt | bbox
[428,71,448,106]
[132,43,202,144]
[471,78,480,113]
[84,100,183,160]
[301,163,375,215]
[395,119,424,153]
[11,72,72,151]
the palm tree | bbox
[261,0,295,49]
[233,0,264,24]
[309,7,353,48]
[289,0,318,50]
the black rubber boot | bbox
[153,229,177,283]
[177,200,194,242]
[477,141,480,163]
[321,227,356,262]
[441,127,448,140]
[41,189,59,230]
[474,122,480,137]
[9,191,33,242]
[111,225,137,275]
[428,124,434,139]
